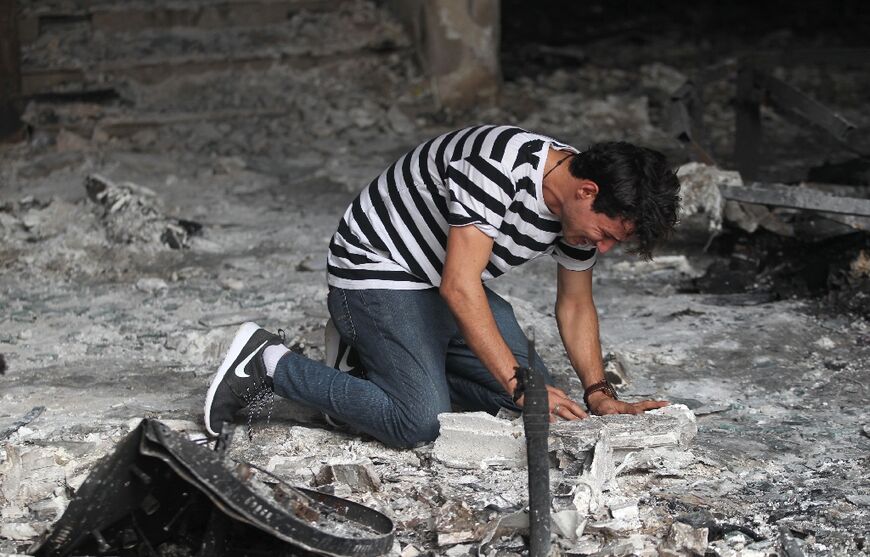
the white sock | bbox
[263,345,290,377]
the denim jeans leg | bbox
[445,287,553,414]
[272,287,458,448]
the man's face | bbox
[561,181,633,254]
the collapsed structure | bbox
[0,1,868,556]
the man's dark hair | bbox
[569,141,681,259]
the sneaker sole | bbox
[204,321,261,436]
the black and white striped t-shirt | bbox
[327,125,597,290]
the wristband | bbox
[583,380,618,408]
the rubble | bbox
[1,2,868,555]
[676,162,733,232]
[314,457,382,493]
[432,412,526,469]
[84,174,201,250]
[663,521,709,556]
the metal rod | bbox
[520,330,551,557]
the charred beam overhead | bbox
[720,182,870,218]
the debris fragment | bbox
[314,457,382,493]
[134,277,168,293]
[0,406,45,441]
[84,174,201,250]
[676,162,733,232]
[663,521,709,556]
[432,412,526,469]
[32,419,395,557]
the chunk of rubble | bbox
[432,412,526,469]
[84,174,201,250]
[314,457,381,492]
[661,521,709,556]
[435,500,481,547]
[0,522,40,540]
[676,162,735,232]
[434,405,696,470]
[551,509,585,541]
[615,447,696,476]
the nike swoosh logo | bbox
[235,341,268,378]
[337,344,354,373]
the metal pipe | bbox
[518,334,551,556]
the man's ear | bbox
[575,180,599,201]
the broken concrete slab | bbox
[314,457,382,492]
[434,405,697,470]
[432,412,526,469]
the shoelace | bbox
[243,328,286,440]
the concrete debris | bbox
[84,174,201,250]
[551,509,585,541]
[779,526,807,557]
[664,521,709,556]
[0,523,40,541]
[615,447,696,476]
[3,1,869,555]
[135,277,168,293]
[676,162,734,232]
[592,534,658,557]
[435,500,481,546]
[602,351,631,387]
[314,457,382,493]
[435,405,696,471]
[432,412,526,469]
[610,255,699,277]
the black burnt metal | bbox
[514,332,551,557]
[33,419,395,557]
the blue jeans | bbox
[272,286,551,448]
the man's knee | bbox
[390,405,444,448]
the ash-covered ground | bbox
[1,1,869,556]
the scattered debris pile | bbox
[84,174,201,250]
[31,419,394,557]
[676,163,870,317]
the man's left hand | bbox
[587,391,669,415]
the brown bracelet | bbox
[583,380,618,408]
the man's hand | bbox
[516,384,588,421]
[586,391,669,415]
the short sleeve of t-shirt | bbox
[445,155,514,239]
[552,239,597,271]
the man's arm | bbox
[556,264,668,415]
[440,225,587,420]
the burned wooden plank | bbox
[734,64,762,181]
[758,72,856,142]
[0,0,23,141]
[668,80,716,166]
[19,0,350,42]
[720,182,870,218]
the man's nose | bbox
[597,239,615,253]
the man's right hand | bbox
[515,383,588,421]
